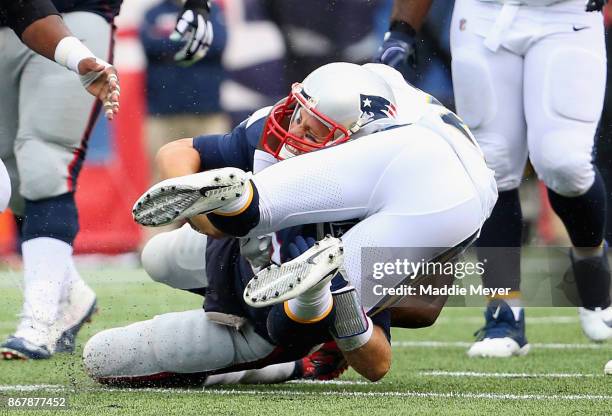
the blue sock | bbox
[477,189,522,292]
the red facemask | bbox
[262,83,351,160]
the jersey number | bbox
[441,111,477,147]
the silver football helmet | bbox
[262,62,398,159]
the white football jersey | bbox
[362,63,434,126]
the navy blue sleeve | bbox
[370,309,391,342]
[3,0,59,38]
[192,114,266,172]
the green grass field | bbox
[0,264,611,415]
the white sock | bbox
[509,306,523,322]
[286,282,333,322]
[16,237,72,344]
[500,297,523,321]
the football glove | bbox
[287,235,316,260]
[170,0,214,65]
[240,234,273,270]
[375,28,417,79]
[585,0,608,11]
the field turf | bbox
[0,264,611,415]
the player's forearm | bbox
[341,326,391,382]
[156,138,202,180]
[20,14,71,61]
[391,0,433,31]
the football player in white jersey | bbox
[128,62,497,381]
[377,0,612,358]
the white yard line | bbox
[434,316,578,324]
[287,380,369,385]
[391,341,610,350]
[0,385,610,401]
[419,371,599,378]
[0,384,65,392]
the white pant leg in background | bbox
[14,12,112,206]
[451,0,606,196]
[522,9,605,196]
[451,0,528,192]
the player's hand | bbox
[374,30,417,79]
[171,0,214,66]
[287,235,316,260]
[78,58,120,120]
[240,234,273,269]
[585,0,607,11]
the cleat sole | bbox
[132,168,247,227]
[244,236,344,308]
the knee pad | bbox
[22,193,79,243]
[141,224,208,290]
[83,320,160,379]
[547,49,605,123]
[0,159,10,212]
[451,48,496,130]
[531,130,595,196]
[152,309,236,373]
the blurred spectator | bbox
[220,0,287,126]
[264,0,392,84]
[140,0,229,184]
[220,0,393,127]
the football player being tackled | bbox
[86,62,497,384]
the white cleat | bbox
[132,168,249,227]
[244,236,344,308]
[579,307,612,342]
[467,338,530,358]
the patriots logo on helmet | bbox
[358,94,397,127]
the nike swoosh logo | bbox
[306,247,334,265]
[573,25,590,32]
[492,306,501,320]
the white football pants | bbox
[451,0,606,195]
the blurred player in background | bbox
[0,0,123,361]
[0,0,122,227]
[378,0,611,357]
